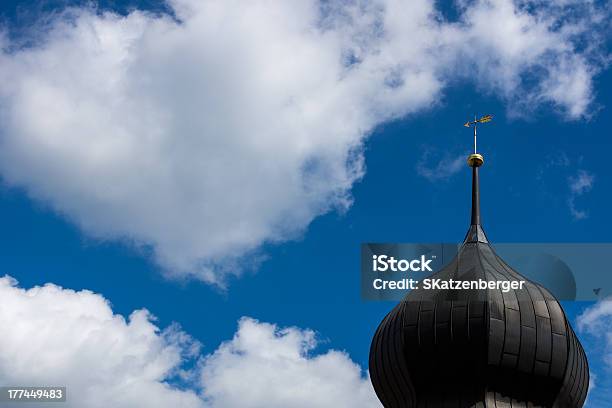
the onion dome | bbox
[369,123,589,407]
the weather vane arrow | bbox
[463,114,493,129]
[464,114,493,167]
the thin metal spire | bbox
[463,114,493,226]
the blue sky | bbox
[0,1,610,407]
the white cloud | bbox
[577,298,612,368]
[567,169,595,220]
[587,373,597,406]
[569,169,595,195]
[0,276,378,407]
[0,275,205,408]
[200,318,379,408]
[0,0,607,283]
[416,150,465,182]
[577,299,612,407]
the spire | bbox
[463,114,492,243]
[470,162,481,225]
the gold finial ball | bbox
[467,153,484,167]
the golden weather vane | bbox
[463,114,492,167]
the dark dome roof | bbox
[369,157,589,407]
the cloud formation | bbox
[577,298,612,368]
[0,0,607,282]
[568,169,595,220]
[577,299,612,407]
[0,276,204,408]
[201,318,379,407]
[0,276,378,408]
[416,150,466,182]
